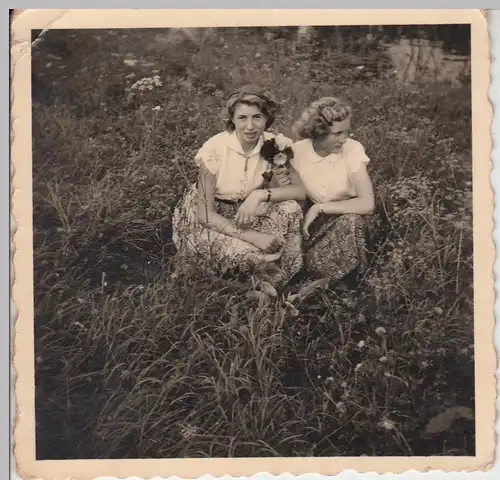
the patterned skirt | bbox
[172,184,304,288]
[304,209,381,285]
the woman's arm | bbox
[319,164,375,215]
[258,165,307,202]
[196,164,248,238]
[302,165,374,238]
[196,164,281,253]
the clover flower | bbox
[375,326,387,336]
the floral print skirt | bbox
[172,184,304,288]
[304,210,381,284]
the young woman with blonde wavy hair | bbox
[289,96,379,287]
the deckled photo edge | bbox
[10,8,496,480]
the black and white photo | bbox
[11,9,496,479]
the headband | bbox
[227,86,275,105]
[318,108,333,126]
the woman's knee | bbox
[340,213,365,225]
[277,200,304,217]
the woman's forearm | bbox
[255,185,307,203]
[321,195,375,215]
[197,209,254,242]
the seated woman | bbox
[172,85,306,288]
[290,96,378,288]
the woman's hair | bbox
[224,84,278,131]
[292,97,352,140]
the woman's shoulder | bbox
[291,138,312,154]
[343,138,367,155]
[201,131,230,149]
[342,138,370,170]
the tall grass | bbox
[32,28,474,459]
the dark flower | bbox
[260,138,280,162]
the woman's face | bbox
[232,103,268,146]
[316,117,351,154]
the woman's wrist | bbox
[313,202,324,214]
[253,188,271,202]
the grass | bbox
[32,27,474,459]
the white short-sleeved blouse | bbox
[195,130,277,201]
[290,138,370,204]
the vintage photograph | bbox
[30,22,477,460]
[11,8,495,478]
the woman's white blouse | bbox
[195,130,277,201]
[290,138,370,204]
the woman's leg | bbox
[305,213,370,285]
[172,187,275,277]
[252,200,304,288]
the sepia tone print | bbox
[11,9,495,480]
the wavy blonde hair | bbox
[292,97,352,140]
[223,84,278,132]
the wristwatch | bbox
[264,188,272,202]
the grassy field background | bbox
[32,27,474,459]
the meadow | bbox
[32,27,474,459]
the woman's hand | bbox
[303,203,321,240]
[244,231,284,253]
[234,190,264,228]
[273,166,292,186]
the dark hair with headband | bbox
[224,85,278,131]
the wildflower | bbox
[180,423,198,438]
[379,418,395,430]
[356,313,366,323]
[325,376,334,384]
[341,381,347,388]
[379,356,388,363]
[274,133,293,150]
[375,326,387,336]
[421,360,430,368]
[384,372,391,378]
[357,340,366,348]
[355,363,363,372]
[273,152,288,166]
[152,106,162,112]
[433,307,443,315]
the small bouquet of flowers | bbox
[260,133,294,184]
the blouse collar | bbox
[308,139,342,163]
[226,131,269,157]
